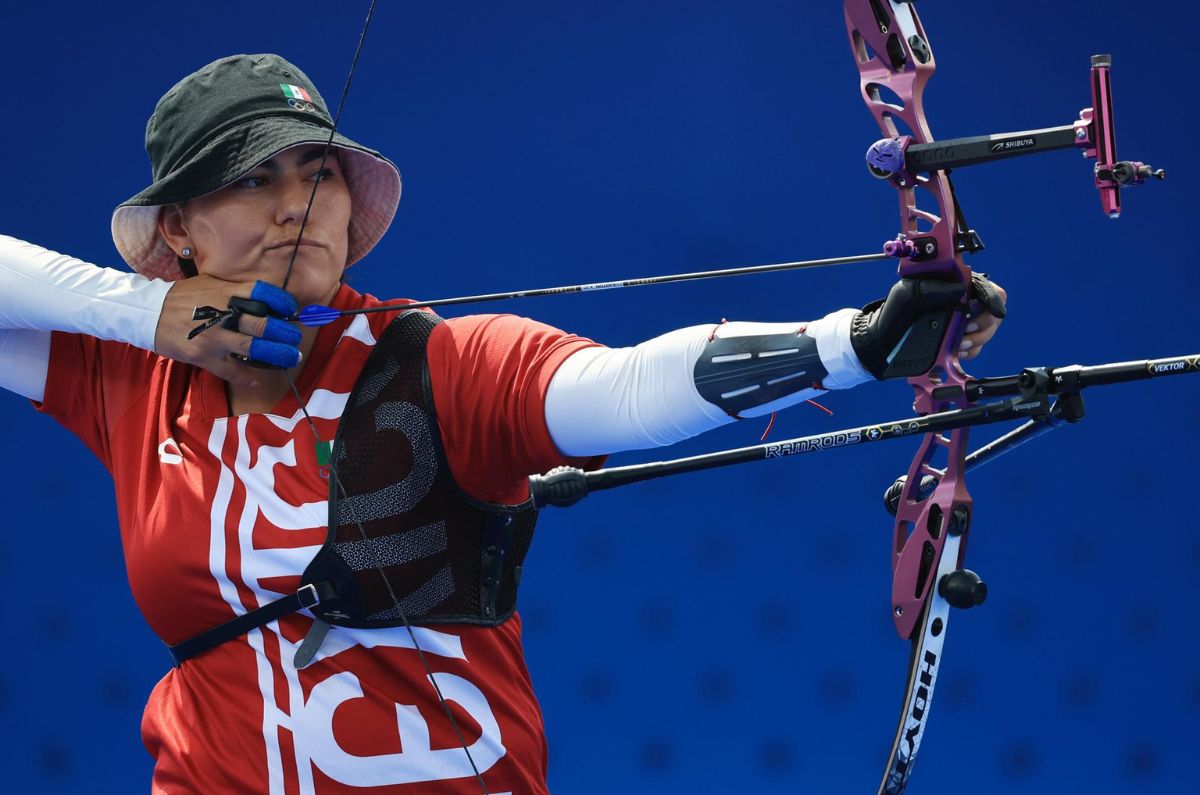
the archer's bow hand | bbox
[155,277,302,385]
[960,272,1007,361]
[849,273,1007,378]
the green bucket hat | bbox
[111,53,401,281]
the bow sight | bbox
[865,55,1165,225]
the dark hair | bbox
[176,255,198,278]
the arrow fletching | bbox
[296,304,344,327]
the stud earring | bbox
[181,247,193,258]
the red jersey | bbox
[36,284,600,794]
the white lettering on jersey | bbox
[297,669,504,786]
[157,437,183,465]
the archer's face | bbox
[174,144,351,306]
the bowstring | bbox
[277,2,490,790]
[280,0,375,293]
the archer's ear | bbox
[157,204,191,257]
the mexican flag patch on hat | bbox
[280,83,313,101]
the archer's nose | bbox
[276,179,314,226]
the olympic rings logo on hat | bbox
[287,98,319,114]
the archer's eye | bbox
[237,175,269,189]
[312,168,336,183]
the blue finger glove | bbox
[227,282,302,368]
[248,337,302,369]
[262,316,302,346]
[251,280,299,319]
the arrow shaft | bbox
[293,252,892,324]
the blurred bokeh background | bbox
[0,2,1193,792]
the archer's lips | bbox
[266,239,324,251]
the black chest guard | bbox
[169,309,538,666]
[302,309,537,628]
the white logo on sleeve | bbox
[158,438,183,465]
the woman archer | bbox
[0,54,1003,793]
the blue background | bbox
[0,2,1194,793]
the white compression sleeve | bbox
[0,234,171,348]
[0,329,51,402]
[0,234,172,402]
[545,308,872,457]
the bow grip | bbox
[882,307,955,379]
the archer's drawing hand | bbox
[154,276,302,386]
[850,272,1007,378]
